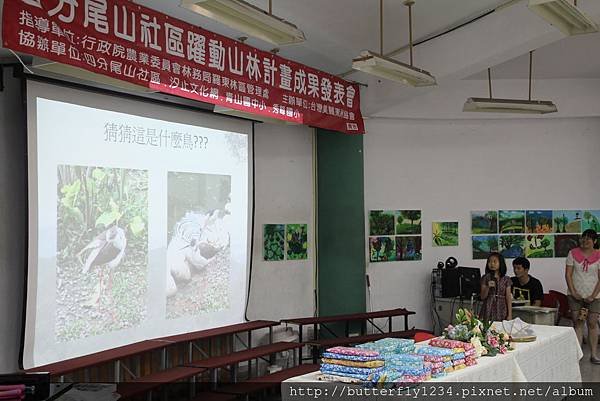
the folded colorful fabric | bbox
[358,338,415,354]
[321,358,384,368]
[444,366,455,373]
[421,354,444,363]
[396,374,429,384]
[443,361,453,368]
[427,361,444,370]
[325,346,380,357]
[395,366,431,377]
[415,345,454,357]
[429,338,474,351]
[380,353,424,364]
[465,357,478,366]
[452,358,465,366]
[374,338,415,348]
[453,363,467,371]
[318,373,364,384]
[320,363,383,376]
[464,348,477,358]
[384,361,424,371]
[319,369,378,382]
[383,359,424,371]
[377,368,404,383]
[451,352,465,360]
[452,347,465,354]
[321,352,380,362]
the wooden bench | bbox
[281,308,417,362]
[183,341,304,387]
[215,364,320,396]
[117,366,208,398]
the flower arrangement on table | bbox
[442,308,512,357]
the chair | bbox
[413,331,436,343]
[549,290,574,325]
[541,292,560,325]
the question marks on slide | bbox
[192,135,209,149]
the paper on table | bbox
[500,317,536,338]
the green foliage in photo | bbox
[264,224,285,261]
[286,224,308,260]
[369,210,395,236]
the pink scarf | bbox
[571,248,600,272]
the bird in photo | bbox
[166,204,231,298]
[78,225,127,303]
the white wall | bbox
[364,117,600,331]
[246,123,316,327]
[0,66,26,373]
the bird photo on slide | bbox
[78,225,127,304]
[56,165,148,342]
[166,171,232,319]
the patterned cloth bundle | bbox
[320,346,384,383]
[357,338,415,354]
[429,338,474,351]
[381,354,432,385]
[415,345,454,358]
[380,353,424,370]
[321,352,380,362]
[326,346,380,357]
[423,339,478,370]
[321,357,384,368]
[465,357,478,367]
[320,363,384,377]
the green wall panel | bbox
[317,129,366,332]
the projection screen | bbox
[24,80,252,369]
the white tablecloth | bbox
[282,325,582,400]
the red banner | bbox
[2,0,364,134]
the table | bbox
[281,324,582,400]
[512,306,558,326]
[432,297,481,335]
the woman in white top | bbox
[565,229,600,364]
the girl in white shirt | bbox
[565,229,600,364]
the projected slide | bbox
[56,165,148,342]
[24,81,250,369]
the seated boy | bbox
[511,257,544,306]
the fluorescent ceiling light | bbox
[463,97,558,114]
[352,51,436,87]
[31,58,157,93]
[213,105,300,124]
[180,0,305,45]
[528,0,598,35]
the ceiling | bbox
[136,0,511,77]
[1,0,600,113]
[466,32,600,80]
[0,0,510,74]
